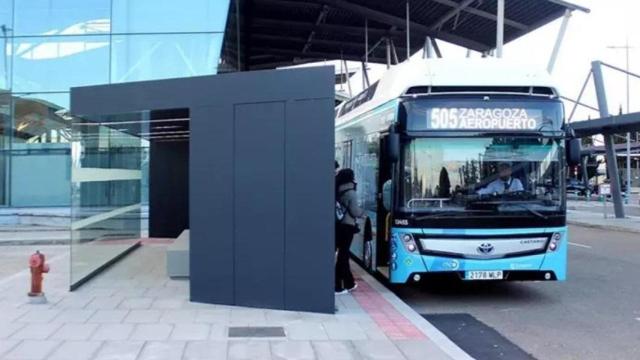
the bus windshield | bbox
[401,137,563,216]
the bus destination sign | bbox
[428,108,542,131]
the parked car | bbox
[566,178,593,196]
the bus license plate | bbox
[465,270,503,280]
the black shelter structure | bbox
[70,67,336,313]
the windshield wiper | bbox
[500,203,548,220]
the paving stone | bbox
[123,309,162,323]
[93,340,145,360]
[230,309,267,325]
[195,309,230,323]
[48,340,103,360]
[118,297,154,310]
[11,323,62,340]
[287,323,329,340]
[394,339,453,360]
[3,339,59,359]
[138,341,186,360]
[183,340,228,360]
[159,309,197,323]
[91,324,135,341]
[51,309,96,323]
[352,340,407,360]
[51,323,99,340]
[323,322,368,340]
[0,323,25,339]
[171,323,211,340]
[228,340,272,360]
[85,297,124,310]
[0,339,20,357]
[151,298,185,309]
[87,309,129,323]
[271,341,315,360]
[54,296,95,309]
[16,309,62,323]
[209,324,228,340]
[312,341,358,360]
[130,323,173,341]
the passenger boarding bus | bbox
[335,59,580,283]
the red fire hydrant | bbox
[28,251,50,299]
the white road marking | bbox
[569,242,592,249]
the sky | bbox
[332,0,638,129]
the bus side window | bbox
[382,180,392,211]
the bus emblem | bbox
[477,243,494,254]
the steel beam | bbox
[547,9,572,73]
[251,47,387,63]
[430,0,476,30]
[252,34,408,52]
[592,60,625,218]
[431,0,528,31]
[252,18,408,37]
[302,5,330,53]
[496,0,504,58]
[305,0,489,51]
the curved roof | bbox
[220,0,588,71]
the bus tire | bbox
[363,240,373,270]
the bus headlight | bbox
[401,233,418,253]
[548,232,561,252]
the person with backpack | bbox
[335,168,364,295]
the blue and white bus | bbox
[335,59,580,283]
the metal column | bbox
[592,60,625,218]
[496,0,504,58]
[547,9,572,73]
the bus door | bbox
[376,135,393,278]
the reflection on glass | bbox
[112,0,230,33]
[12,94,71,144]
[12,35,109,92]
[0,92,9,204]
[14,0,110,36]
[111,33,222,83]
[0,25,9,91]
[71,113,149,286]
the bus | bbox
[335,58,580,284]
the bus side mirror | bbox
[567,138,581,166]
[388,133,400,163]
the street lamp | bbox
[607,39,635,201]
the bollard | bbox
[28,250,50,304]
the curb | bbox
[0,239,70,246]
[355,264,473,360]
[567,219,640,234]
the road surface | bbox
[395,225,640,360]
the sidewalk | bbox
[568,209,640,234]
[0,243,471,360]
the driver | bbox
[477,162,524,195]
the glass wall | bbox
[70,112,149,286]
[0,0,229,207]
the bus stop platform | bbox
[0,243,471,360]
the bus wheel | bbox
[363,241,373,270]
